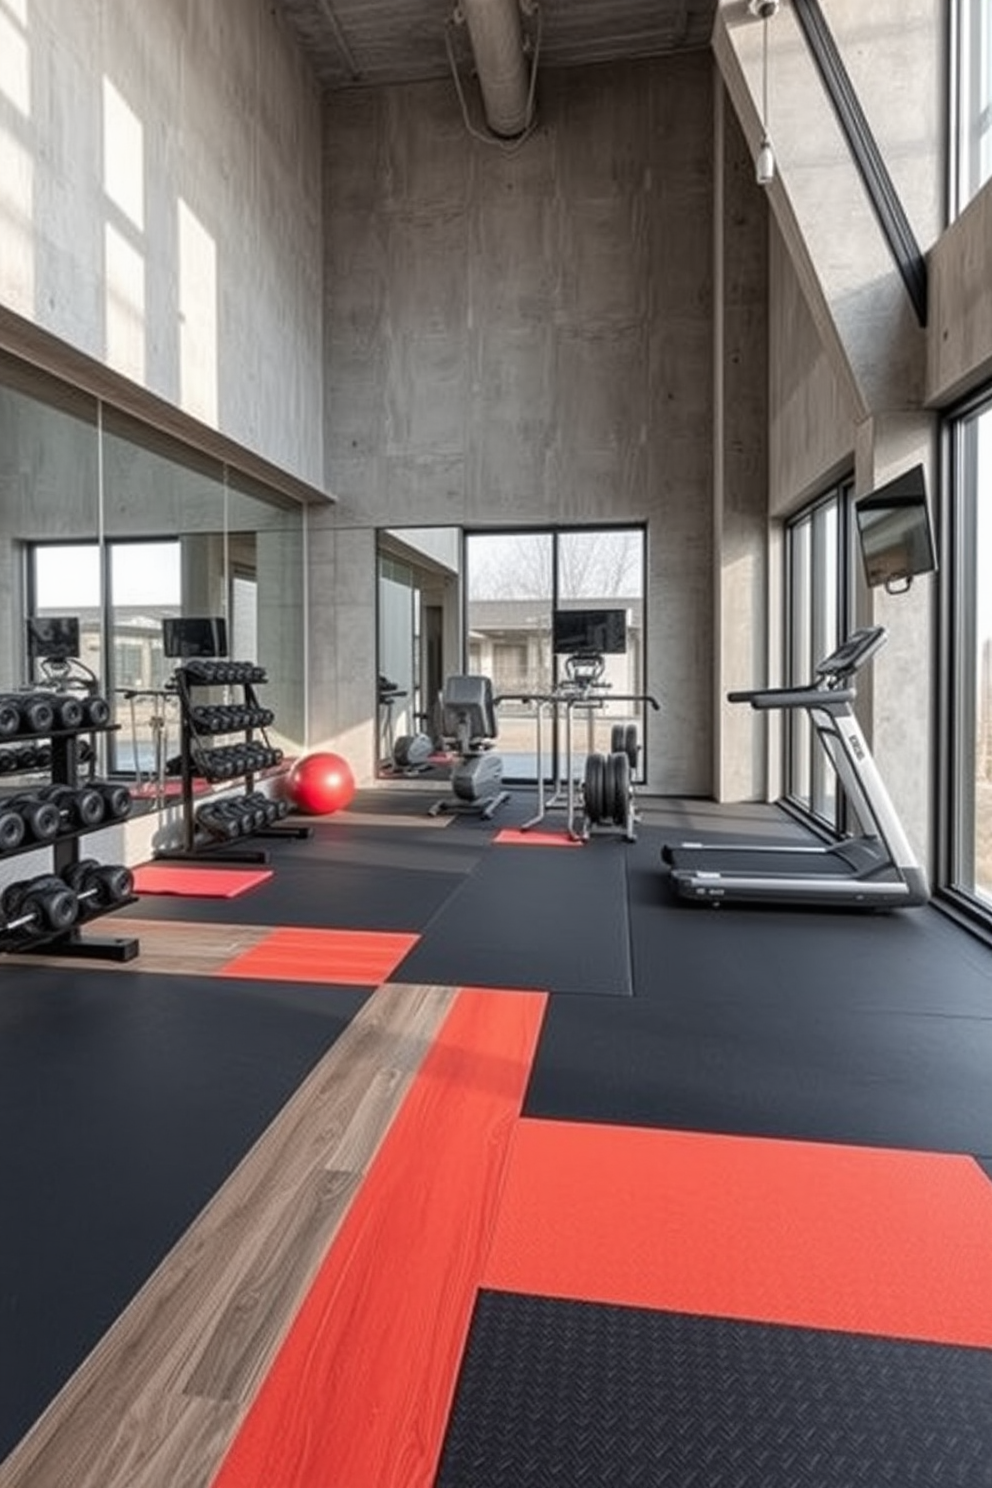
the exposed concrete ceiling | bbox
[276,0,718,92]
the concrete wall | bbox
[713,0,946,862]
[767,224,857,520]
[0,0,325,488]
[928,178,992,405]
[315,54,718,789]
[712,83,772,800]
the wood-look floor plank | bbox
[0,982,457,1488]
[3,917,271,976]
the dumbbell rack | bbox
[0,704,139,962]
[159,661,309,863]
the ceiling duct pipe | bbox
[450,0,539,141]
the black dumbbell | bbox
[92,782,133,821]
[38,784,106,830]
[9,744,38,770]
[195,803,237,840]
[0,697,23,737]
[245,791,276,824]
[0,805,27,852]
[196,800,245,840]
[16,696,55,734]
[1,873,79,937]
[244,799,269,831]
[7,794,62,842]
[33,692,85,730]
[63,858,134,915]
[83,695,112,727]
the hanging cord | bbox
[762,9,770,140]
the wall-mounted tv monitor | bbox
[552,608,627,655]
[855,465,937,590]
[27,615,80,660]
[162,616,229,659]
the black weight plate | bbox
[584,753,607,824]
[610,723,625,755]
[609,750,631,826]
[624,723,639,770]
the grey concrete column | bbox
[712,82,771,801]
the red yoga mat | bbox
[132,865,274,899]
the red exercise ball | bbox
[287,752,356,815]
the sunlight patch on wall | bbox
[0,3,29,115]
[0,0,32,311]
[102,77,144,230]
[178,197,218,426]
[104,221,146,382]
[0,128,32,311]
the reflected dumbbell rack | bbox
[157,658,310,863]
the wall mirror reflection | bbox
[376,524,647,790]
[2,349,305,809]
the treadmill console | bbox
[815,626,887,685]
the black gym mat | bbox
[522,985,992,1153]
[517,825,992,1151]
[117,853,467,932]
[435,1291,992,1488]
[0,966,367,1460]
[627,826,992,1016]
[394,836,634,996]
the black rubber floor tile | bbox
[436,1291,992,1487]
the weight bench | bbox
[428,675,510,820]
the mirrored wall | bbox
[376,524,647,785]
[0,348,305,786]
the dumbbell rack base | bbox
[20,920,140,962]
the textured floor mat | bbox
[436,1292,992,1487]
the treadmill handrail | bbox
[727,685,856,710]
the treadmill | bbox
[661,626,930,908]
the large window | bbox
[953,0,992,214]
[784,481,855,831]
[466,527,646,783]
[945,391,992,916]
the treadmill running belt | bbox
[663,846,898,879]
